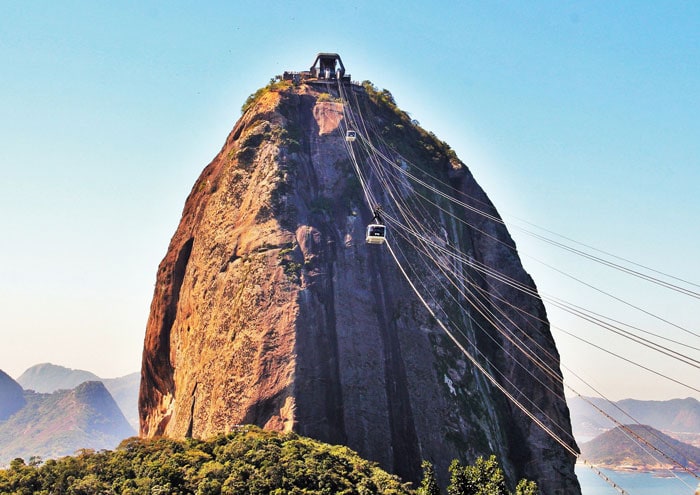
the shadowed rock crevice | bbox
[139,236,195,437]
[164,238,194,339]
[368,246,422,483]
[294,223,346,446]
[186,382,198,438]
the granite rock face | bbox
[139,81,580,493]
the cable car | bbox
[366,224,386,244]
[366,207,386,244]
[346,130,357,142]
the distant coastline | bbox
[575,465,698,495]
[576,459,692,474]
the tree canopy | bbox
[0,426,411,495]
[0,427,538,495]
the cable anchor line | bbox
[333,79,700,492]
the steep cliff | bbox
[139,77,580,493]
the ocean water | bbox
[576,465,699,495]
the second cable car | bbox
[346,130,357,142]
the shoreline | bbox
[576,461,696,475]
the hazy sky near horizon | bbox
[1,2,698,401]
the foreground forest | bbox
[0,426,538,494]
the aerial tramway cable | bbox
[338,81,596,482]
[339,81,699,365]
[376,159,700,482]
[337,80,699,380]
[384,239,630,495]
[356,122,700,300]
[334,79,700,491]
[337,79,698,392]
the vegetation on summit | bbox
[0,427,538,494]
[241,77,292,114]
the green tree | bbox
[448,455,527,495]
[515,479,539,495]
[3,458,42,495]
[69,473,109,495]
[447,459,470,495]
[469,455,508,494]
[417,460,441,495]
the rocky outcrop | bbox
[139,80,580,493]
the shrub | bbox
[241,80,292,114]
[444,455,538,495]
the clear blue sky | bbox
[1,1,698,401]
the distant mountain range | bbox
[568,396,700,442]
[16,363,139,431]
[0,378,135,465]
[17,363,100,393]
[0,364,140,466]
[580,424,700,472]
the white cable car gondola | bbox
[366,224,386,244]
[346,130,357,142]
[366,207,386,244]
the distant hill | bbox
[0,371,25,421]
[102,372,139,431]
[617,398,700,432]
[580,424,700,471]
[16,363,139,431]
[17,362,101,393]
[0,381,135,465]
[568,396,700,441]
